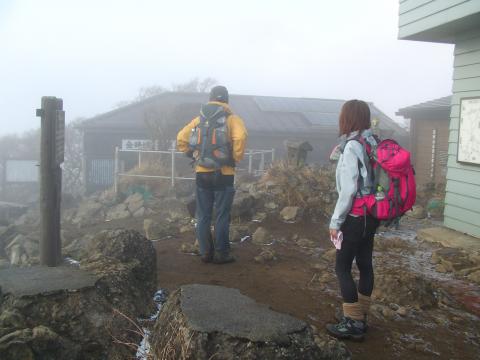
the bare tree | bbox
[115,77,218,109]
[143,105,177,150]
[171,77,217,93]
[0,130,41,160]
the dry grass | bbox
[151,291,195,360]
[117,158,171,195]
[258,161,336,207]
[109,308,154,360]
[155,312,193,360]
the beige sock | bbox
[358,293,371,316]
[343,302,364,321]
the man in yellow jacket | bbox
[177,86,247,264]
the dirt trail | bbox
[154,218,480,360]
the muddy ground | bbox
[145,216,480,360]
[24,200,480,360]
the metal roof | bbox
[396,96,452,117]
[80,92,407,136]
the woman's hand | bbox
[329,228,338,239]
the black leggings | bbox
[335,215,379,303]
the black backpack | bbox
[188,103,234,169]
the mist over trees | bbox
[0,77,218,196]
[0,121,84,196]
[115,77,218,108]
[125,77,218,148]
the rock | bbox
[231,193,256,219]
[468,252,480,266]
[8,234,38,259]
[456,266,480,277]
[252,212,267,223]
[280,206,301,222]
[296,238,317,248]
[144,218,179,240]
[396,306,408,317]
[431,247,472,273]
[467,270,480,284]
[252,227,270,245]
[97,188,116,205]
[313,334,350,359]
[132,207,145,218]
[7,244,23,266]
[380,306,397,319]
[322,248,337,262]
[86,229,156,272]
[317,272,335,285]
[406,205,426,219]
[265,202,278,210]
[72,199,103,225]
[0,202,28,225]
[105,203,130,221]
[312,263,328,271]
[435,263,449,273]
[0,225,17,258]
[254,249,276,263]
[124,192,145,214]
[180,242,200,255]
[0,229,157,360]
[151,284,350,359]
[229,227,241,243]
[375,236,411,253]
[0,309,26,329]
[373,272,437,309]
[180,224,193,234]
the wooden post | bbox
[37,96,64,267]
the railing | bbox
[242,149,275,176]
[113,147,275,193]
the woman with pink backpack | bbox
[326,100,416,341]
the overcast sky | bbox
[0,0,454,136]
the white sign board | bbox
[6,160,39,182]
[121,139,153,150]
[458,97,480,165]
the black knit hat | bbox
[209,85,229,103]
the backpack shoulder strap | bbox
[340,134,363,154]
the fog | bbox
[0,0,454,136]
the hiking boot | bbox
[212,252,235,264]
[334,307,368,332]
[326,317,366,341]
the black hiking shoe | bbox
[326,317,366,341]
[200,253,213,263]
[334,307,368,332]
[212,253,235,264]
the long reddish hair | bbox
[338,100,371,136]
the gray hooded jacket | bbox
[329,129,377,230]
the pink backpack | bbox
[350,137,416,221]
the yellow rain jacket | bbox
[176,101,248,175]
